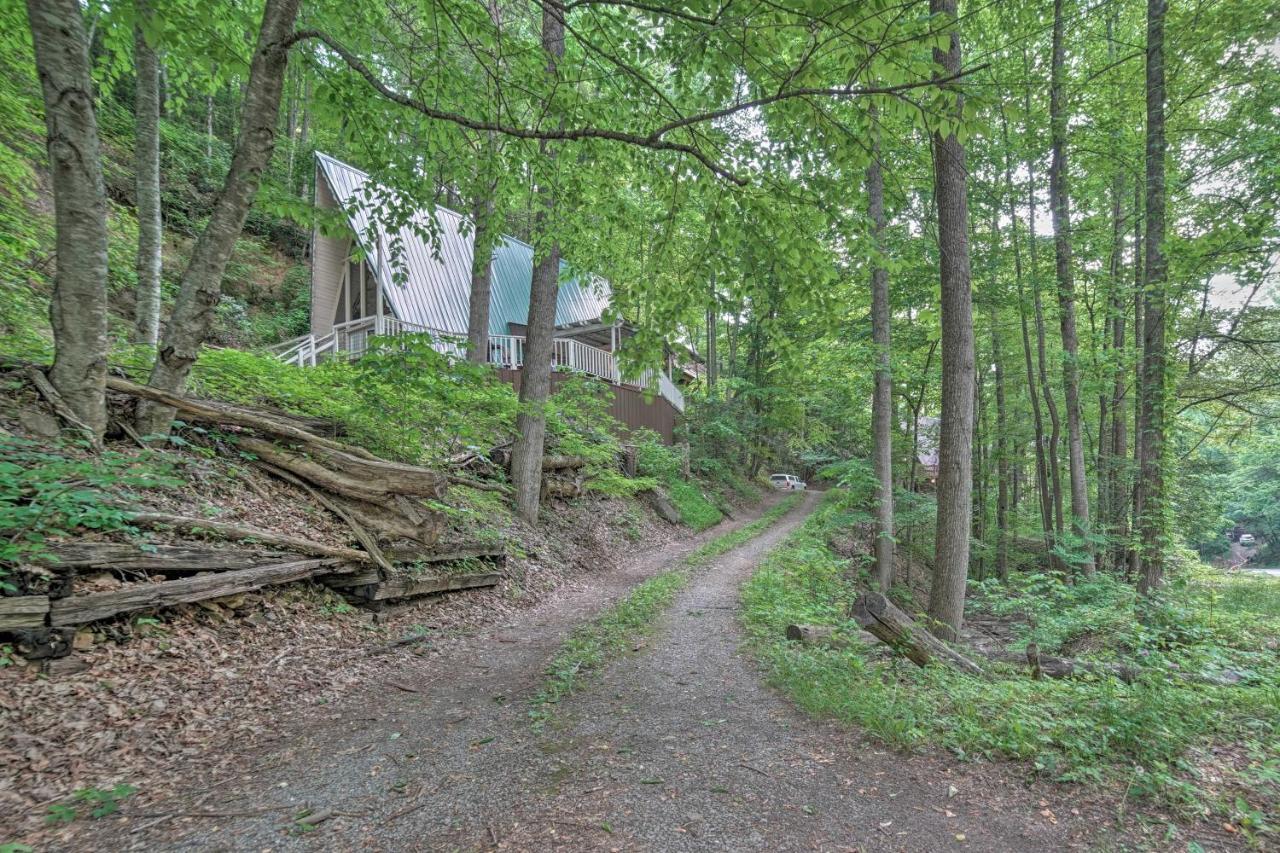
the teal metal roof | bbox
[316,153,611,335]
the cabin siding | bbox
[311,168,348,336]
[498,369,677,444]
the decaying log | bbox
[346,571,501,602]
[642,487,682,524]
[105,375,379,460]
[48,558,353,626]
[42,543,291,574]
[448,473,512,494]
[785,624,854,650]
[850,592,986,677]
[336,495,443,546]
[26,366,101,450]
[323,544,506,589]
[255,462,396,574]
[126,513,371,563]
[0,595,50,630]
[541,475,584,500]
[542,455,586,471]
[984,649,1143,684]
[236,438,445,504]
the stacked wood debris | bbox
[1,376,510,659]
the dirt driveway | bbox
[64,492,1126,851]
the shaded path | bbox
[78,492,1121,851]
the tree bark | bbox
[26,0,110,442]
[509,1,566,523]
[137,0,301,436]
[926,0,976,641]
[1048,0,1093,573]
[1000,108,1053,550]
[466,193,496,363]
[987,213,1010,582]
[1138,0,1168,593]
[132,0,163,346]
[867,117,894,592]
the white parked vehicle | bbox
[1240,533,1256,547]
[770,473,807,491]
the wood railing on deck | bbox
[273,318,684,412]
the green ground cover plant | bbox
[742,490,1279,838]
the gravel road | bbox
[67,492,1125,851]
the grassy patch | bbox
[741,491,1280,838]
[665,479,724,530]
[529,493,802,727]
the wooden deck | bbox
[272,316,686,416]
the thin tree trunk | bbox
[706,265,718,394]
[1138,0,1168,593]
[296,75,311,196]
[466,194,496,363]
[26,0,110,441]
[509,0,565,523]
[1129,179,1144,579]
[1049,0,1093,573]
[1001,107,1053,549]
[133,0,163,346]
[987,211,1010,582]
[927,0,976,641]
[137,0,301,436]
[868,118,894,592]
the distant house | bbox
[274,153,685,442]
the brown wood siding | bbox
[497,369,677,444]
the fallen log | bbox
[541,475,584,500]
[42,543,291,574]
[26,366,101,450]
[850,592,986,677]
[105,375,378,460]
[346,571,501,603]
[0,595,50,630]
[126,513,371,563]
[236,438,446,504]
[542,455,586,471]
[48,558,353,626]
[784,624,854,650]
[983,649,1142,684]
[323,544,505,589]
[642,487,682,524]
[255,462,396,574]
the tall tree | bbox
[508,0,566,522]
[1138,0,1169,592]
[867,116,894,592]
[1048,0,1093,572]
[137,0,301,435]
[926,0,976,640]
[133,0,163,346]
[26,0,110,442]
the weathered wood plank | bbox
[0,596,50,630]
[126,513,372,562]
[49,559,352,626]
[383,544,507,564]
[349,572,501,602]
[44,543,290,573]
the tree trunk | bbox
[1048,0,1093,573]
[867,118,894,592]
[132,0,163,346]
[1001,108,1053,550]
[1129,179,1144,580]
[987,214,1010,582]
[926,0,976,641]
[137,0,301,436]
[466,193,496,363]
[853,592,985,676]
[26,0,110,443]
[509,1,566,523]
[1138,0,1168,593]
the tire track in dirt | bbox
[68,495,793,851]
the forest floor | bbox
[37,489,1158,852]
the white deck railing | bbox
[273,318,684,413]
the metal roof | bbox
[315,153,611,335]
